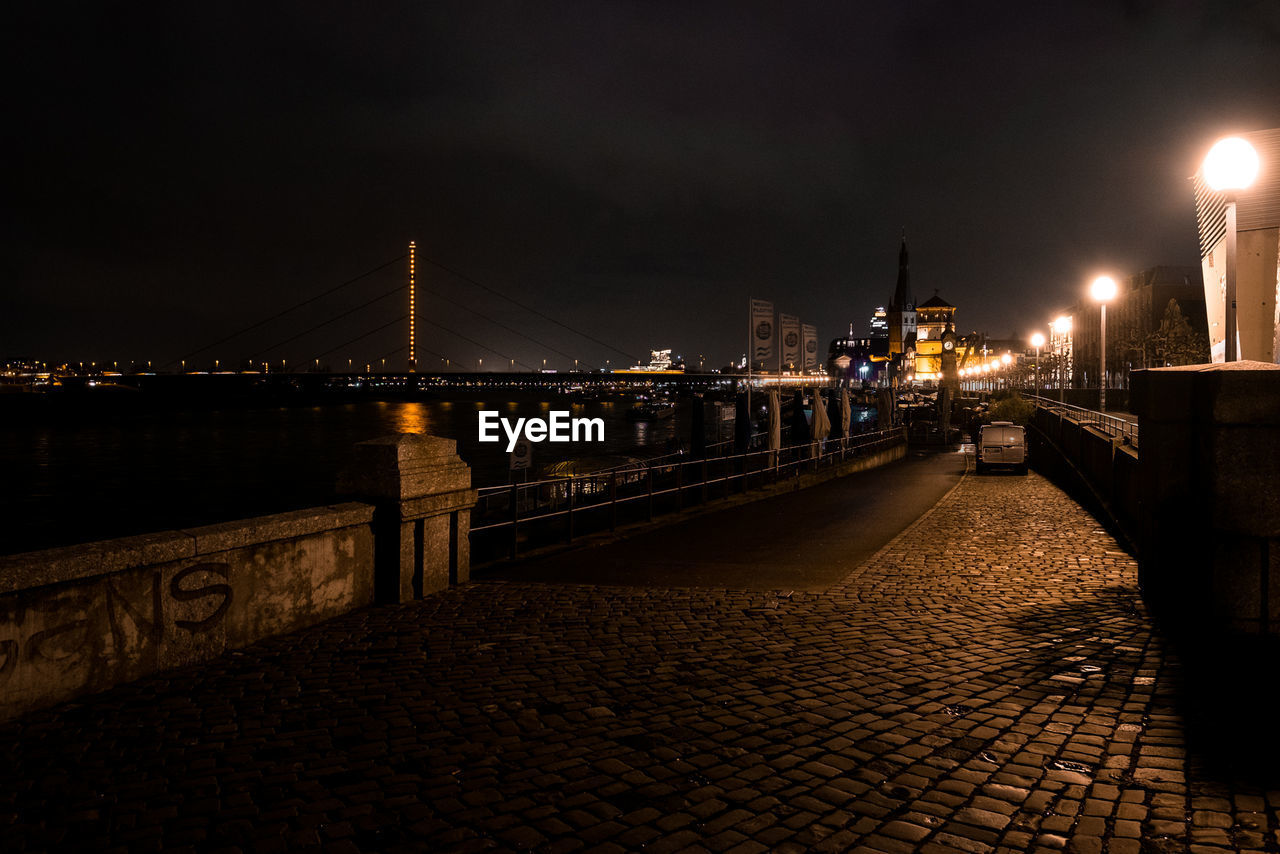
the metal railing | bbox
[470,427,906,563]
[1027,395,1139,446]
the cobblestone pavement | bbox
[2,471,1277,853]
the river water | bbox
[1,394,718,556]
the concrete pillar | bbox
[339,434,478,603]
[1131,361,1280,636]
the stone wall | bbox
[1030,408,1139,541]
[1036,363,1280,637]
[0,431,482,722]
[0,504,375,721]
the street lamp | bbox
[1202,136,1260,361]
[1030,332,1045,395]
[1090,276,1117,412]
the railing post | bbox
[647,466,654,522]
[567,476,575,542]
[676,462,684,511]
[701,459,708,504]
[509,482,519,560]
[609,471,618,532]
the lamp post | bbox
[1030,332,1045,396]
[1090,276,1117,412]
[1202,136,1260,361]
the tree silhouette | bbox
[1149,299,1208,367]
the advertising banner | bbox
[781,314,801,369]
[750,299,774,365]
[802,323,818,371]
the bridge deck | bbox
[1,466,1273,852]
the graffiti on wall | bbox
[0,562,233,691]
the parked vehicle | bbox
[976,421,1027,474]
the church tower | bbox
[887,236,917,388]
[887,236,917,357]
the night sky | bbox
[8,1,1280,371]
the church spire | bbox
[891,233,914,311]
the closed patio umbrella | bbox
[811,388,831,442]
[840,388,852,440]
[810,388,831,459]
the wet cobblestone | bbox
[1,472,1276,852]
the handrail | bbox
[474,427,903,497]
[1027,394,1138,446]
[470,427,907,559]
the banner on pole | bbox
[750,299,774,365]
[780,314,800,369]
[509,438,532,471]
[802,323,818,371]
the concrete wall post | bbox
[339,434,478,603]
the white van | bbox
[976,421,1027,474]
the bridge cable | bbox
[415,282,596,370]
[372,342,464,371]
[251,282,407,362]
[416,252,639,364]
[313,315,418,363]
[163,254,407,369]
[411,315,536,371]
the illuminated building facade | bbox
[826,333,878,386]
[1050,316,1074,389]
[1056,266,1206,388]
[912,293,961,386]
[616,349,685,374]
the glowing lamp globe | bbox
[1203,137,1260,192]
[1030,332,1045,349]
[1091,276,1117,303]
[1001,353,1012,365]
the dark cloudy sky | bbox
[7,1,1280,371]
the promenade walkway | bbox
[2,468,1275,853]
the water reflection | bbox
[1,394,694,555]
[393,402,431,434]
